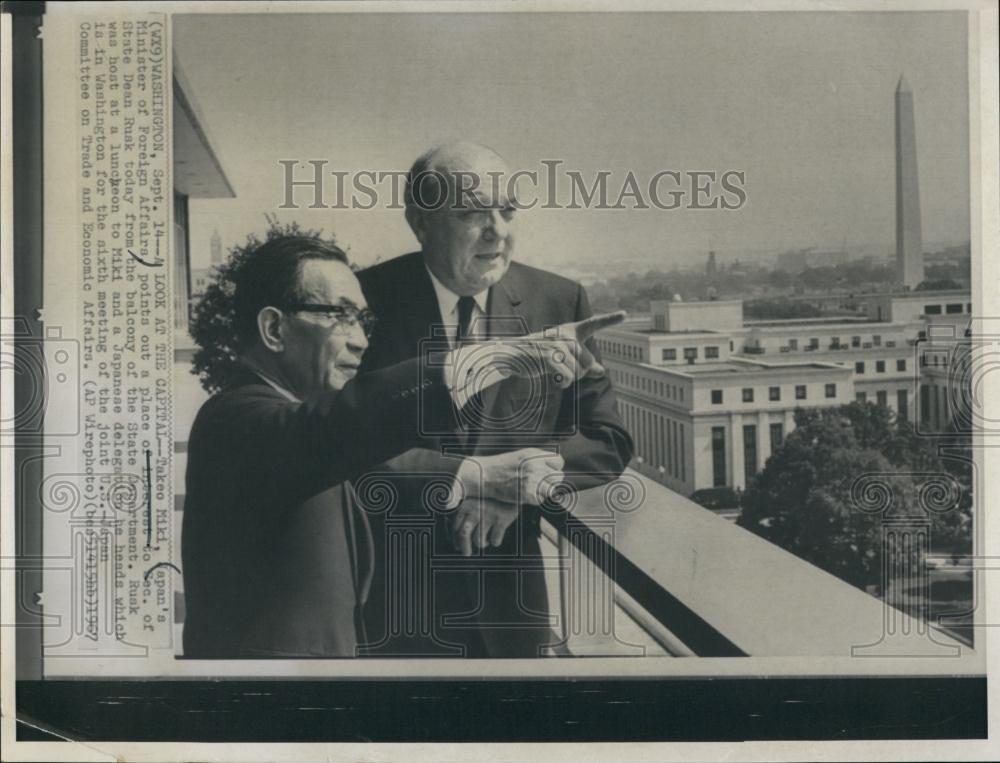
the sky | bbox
[173,11,970,274]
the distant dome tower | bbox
[210,229,223,265]
[895,75,924,291]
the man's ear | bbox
[405,206,426,245]
[257,307,284,352]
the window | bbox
[855,361,865,374]
[925,304,942,315]
[852,336,861,348]
[662,348,676,361]
[788,338,799,351]
[711,389,723,405]
[795,385,807,400]
[825,383,837,398]
[877,390,888,406]
[873,335,882,347]
[742,388,754,403]
[664,418,672,475]
[897,359,906,372]
[897,390,908,421]
[967,303,973,313]
[946,303,963,314]
[673,419,680,477]
[920,384,931,423]
[808,338,819,350]
[876,360,885,373]
[769,386,780,401]
[856,391,867,403]
[770,422,784,451]
[683,347,698,364]
[653,414,663,466]
[705,346,720,359]
[743,425,757,487]
[712,427,727,487]
[679,423,686,482]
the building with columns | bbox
[596,291,970,498]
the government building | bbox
[595,290,971,503]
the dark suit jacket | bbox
[357,252,633,657]
[181,357,456,658]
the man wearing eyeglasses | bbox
[181,235,618,658]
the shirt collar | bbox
[240,358,301,403]
[424,263,489,318]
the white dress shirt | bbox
[425,265,489,348]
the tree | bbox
[738,402,971,589]
[915,278,962,291]
[188,217,342,394]
[744,298,822,320]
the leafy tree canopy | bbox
[188,217,343,395]
[915,278,963,291]
[738,402,971,588]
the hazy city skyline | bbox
[175,12,970,273]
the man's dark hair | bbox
[233,235,349,349]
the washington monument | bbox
[895,75,923,290]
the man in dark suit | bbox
[181,235,607,658]
[358,143,634,657]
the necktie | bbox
[455,296,481,438]
[456,296,476,346]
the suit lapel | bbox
[398,254,447,354]
[473,272,528,442]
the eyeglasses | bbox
[279,303,378,337]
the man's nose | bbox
[483,209,508,239]
[347,324,369,354]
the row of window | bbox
[709,386,913,490]
[854,359,907,375]
[661,346,720,362]
[613,370,686,402]
[600,340,644,361]
[855,389,909,420]
[924,303,971,315]
[710,383,836,405]
[710,422,785,488]
[781,334,895,351]
[921,352,951,368]
[621,401,686,483]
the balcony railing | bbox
[543,470,966,657]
